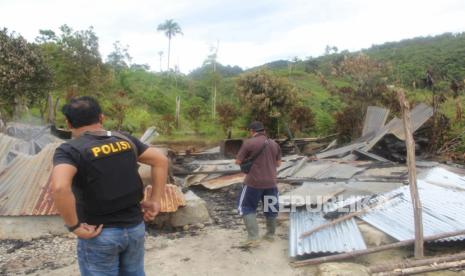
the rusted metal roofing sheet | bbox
[362,106,390,137]
[0,140,185,215]
[289,210,367,257]
[0,143,61,216]
[159,184,186,213]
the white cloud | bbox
[1,0,465,73]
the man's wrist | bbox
[65,221,80,232]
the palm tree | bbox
[157,19,183,71]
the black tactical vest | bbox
[68,132,144,219]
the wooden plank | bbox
[370,251,465,274]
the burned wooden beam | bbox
[369,251,465,274]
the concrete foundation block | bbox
[0,216,67,240]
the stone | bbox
[355,248,411,266]
[183,225,190,231]
[170,191,211,227]
[318,262,370,276]
[153,213,171,228]
[358,221,396,247]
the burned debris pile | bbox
[1,101,465,274]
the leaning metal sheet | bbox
[359,180,465,242]
[289,210,367,257]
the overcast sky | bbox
[1,0,465,73]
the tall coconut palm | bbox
[157,19,183,71]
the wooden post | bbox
[47,92,55,124]
[175,96,181,129]
[397,89,424,258]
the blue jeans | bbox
[77,222,145,276]
[237,185,279,218]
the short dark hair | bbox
[248,121,265,132]
[62,96,102,128]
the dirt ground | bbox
[3,222,465,276]
[2,183,465,275]
[0,221,315,276]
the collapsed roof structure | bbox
[0,124,186,219]
[179,102,465,269]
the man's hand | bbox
[141,185,161,221]
[73,223,103,239]
[141,200,160,221]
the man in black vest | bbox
[51,96,168,276]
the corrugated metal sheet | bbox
[287,161,366,180]
[0,139,184,215]
[316,142,366,159]
[0,143,61,216]
[160,184,186,212]
[362,106,390,136]
[5,124,63,155]
[314,163,366,179]
[361,119,396,151]
[389,103,433,140]
[359,180,465,242]
[190,159,235,165]
[201,173,245,189]
[281,182,345,206]
[421,167,465,189]
[361,103,433,151]
[289,210,367,257]
[292,162,333,178]
[0,134,20,169]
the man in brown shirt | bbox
[235,121,281,247]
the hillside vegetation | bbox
[1,26,464,153]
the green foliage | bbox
[7,24,465,154]
[216,102,239,133]
[156,114,176,135]
[185,97,207,134]
[0,28,51,117]
[367,33,465,86]
[236,70,298,137]
[106,41,131,72]
[289,105,315,135]
[37,25,109,95]
[190,63,243,80]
